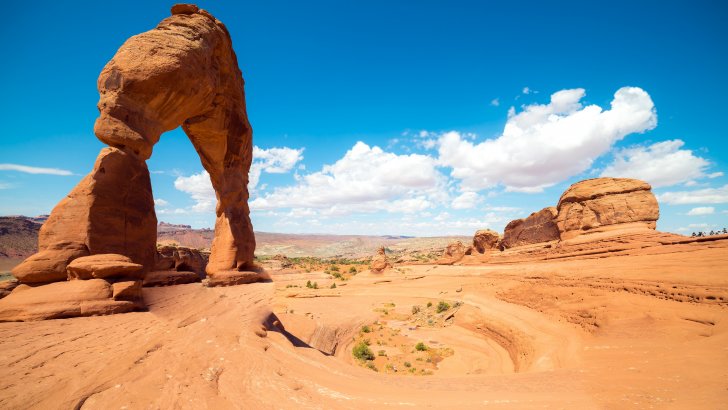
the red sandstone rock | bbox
[502,207,560,249]
[0,280,19,299]
[437,241,469,265]
[11,241,89,284]
[472,229,501,253]
[370,246,393,273]
[202,270,270,287]
[67,254,144,280]
[93,5,255,275]
[0,279,134,322]
[143,270,201,287]
[38,147,156,272]
[155,246,207,277]
[556,178,659,240]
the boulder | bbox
[0,279,134,322]
[472,229,501,253]
[202,270,270,287]
[112,281,144,308]
[556,178,659,240]
[502,207,560,249]
[437,241,469,265]
[143,270,201,287]
[155,246,207,277]
[67,254,144,280]
[370,246,392,273]
[11,241,89,284]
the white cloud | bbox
[250,146,304,191]
[154,198,169,207]
[437,87,657,192]
[173,145,304,213]
[687,206,715,216]
[174,171,216,213]
[522,87,531,94]
[658,184,728,205]
[0,163,72,176]
[250,141,446,215]
[600,140,710,187]
[451,191,481,209]
[708,172,724,178]
[490,98,500,107]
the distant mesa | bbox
[0,4,260,321]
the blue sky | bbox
[1,0,727,236]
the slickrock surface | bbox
[501,207,559,249]
[556,177,659,239]
[0,237,726,408]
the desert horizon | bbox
[1,2,727,409]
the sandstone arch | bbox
[11,4,257,290]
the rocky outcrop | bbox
[155,246,207,277]
[0,279,135,322]
[437,241,469,265]
[501,207,559,249]
[67,254,144,280]
[370,246,392,273]
[0,280,19,299]
[556,178,659,240]
[0,5,258,320]
[11,241,89,283]
[472,230,501,253]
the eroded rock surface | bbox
[556,178,659,239]
[472,229,501,253]
[437,241,469,265]
[67,254,144,281]
[370,246,392,273]
[155,246,207,277]
[502,207,559,249]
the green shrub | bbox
[330,283,337,289]
[427,301,433,308]
[378,350,387,357]
[411,305,421,315]
[352,340,374,361]
[306,280,312,288]
[415,342,427,351]
[361,325,371,333]
[366,362,378,371]
[349,266,357,273]
[329,265,340,272]
[404,361,412,367]
[436,301,450,313]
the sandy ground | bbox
[1,240,727,409]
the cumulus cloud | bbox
[658,184,728,205]
[173,145,304,213]
[451,192,481,209]
[250,141,446,215]
[154,198,169,207]
[708,172,724,178]
[490,98,500,107]
[250,146,304,191]
[600,140,710,187]
[0,163,72,176]
[687,206,715,216]
[437,87,657,192]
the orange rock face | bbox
[2,5,258,320]
[472,229,501,253]
[370,246,392,273]
[437,241,469,265]
[556,178,659,239]
[94,4,255,275]
[501,207,559,249]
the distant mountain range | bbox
[1,216,468,270]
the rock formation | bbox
[370,246,392,273]
[437,241,469,265]
[1,4,259,321]
[501,207,559,249]
[154,246,208,277]
[472,229,501,253]
[556,178,659,240]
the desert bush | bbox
[436,301,450,313]
[411,305,421,314]
[404,361,412,368]
[366,362,378,371]
[349,266,357,273]
[352,340,374,361]
[330,283,337,289]
[306,280,312,288]
[426,301,433,308]
[361,325,371,333]
[415,342,428,351]
[378,350,387,357]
